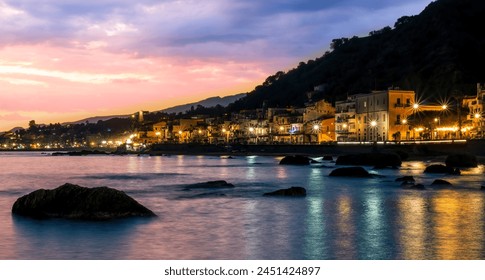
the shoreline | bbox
[4,140,483,161]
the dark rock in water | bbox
[424,164,460,175]
[263,187,306,197]
[322,155,333,161]
[445,153,478,168]
[12,183,156,220]
[52,150,108,156]
[185,180,235,189]
[279,155,311,165]
[336,153,401,168]
[396,176,415,182]
[431,179,453,186]
[329,167,372,178]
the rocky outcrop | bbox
[336,153,401,168]
[185,180,235,189]
[279,155,312,165]
[263,187,307,197]
[445,154,478,168]
[329,167,372,178]
[12,183,156,220]
[431,179,453,186]
[424,164,460,175]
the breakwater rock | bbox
[12,183,156,220]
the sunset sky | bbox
[0,0,434,131]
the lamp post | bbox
[370,120,377,142]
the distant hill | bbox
[229,0,485,111]
[63,115,130,125]
[161,93,246,114]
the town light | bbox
[343,123,348,129]
[178,130,182,135]
[475,113,481,119]
[442,104,448,110]
[313,124,320,131]
[434,118,439,123]
[279,126,284,131]
[413,103,419,109]
[222,128,226,133]
[370,120,377,127]
[401,119,407,124]
[249,127,255,133]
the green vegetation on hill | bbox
[229,0,485,111]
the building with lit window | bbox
[342,89,416,141]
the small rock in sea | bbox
[185,180,235,189]
[329,167,372,178]
[424,164,460,175]
[431,179,453,186]
[12,183,156,220]
[263,187,306,197]
[396,176,415,182]
[279,155,311,165]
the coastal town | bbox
[1,83,484,151]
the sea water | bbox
[1,152,485,259]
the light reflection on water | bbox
[1,152,485,259]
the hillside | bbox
[161,93,245,114]
[229,0,485,111]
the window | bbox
[406,98,410,105]
[397,98,401,104]
[397,114,401,123]
[383,114,386,121]
[364,101,367,108]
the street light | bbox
[370,120,377,142]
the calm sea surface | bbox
[1,152,485,260]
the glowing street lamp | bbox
[475,113,481,119]
[249,127,255,133]
[313,124,320,131]
[413,103,419,110]
[370,120,377,127]
[401,119,408,124]
[442,104,448,110]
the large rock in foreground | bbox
[329,167,372,178]
[445,154,478,168]
[12,183,156,220]
[336,153,401,168]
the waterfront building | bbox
[337,89,416,142]
[335,96,357,141]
